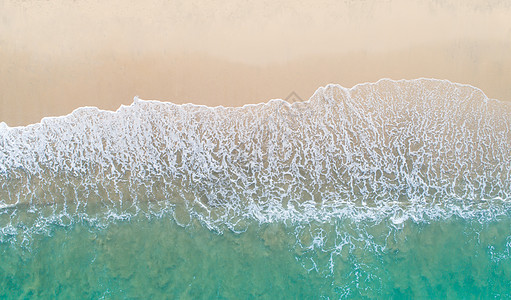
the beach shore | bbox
[1,0,510,126]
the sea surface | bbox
[1,79,510,298]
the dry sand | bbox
[1,0,510,126]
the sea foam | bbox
[0,78,510,241]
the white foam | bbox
[0,78,510,240]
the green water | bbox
[1,216,511,299]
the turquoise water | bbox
[1,79,511,298]
[2,216,511,298]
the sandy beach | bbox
[1,0,510,126]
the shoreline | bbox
[2,40,511,127]
[0,77,500,129]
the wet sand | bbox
[1,0,510,126]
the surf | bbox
[0,78,510,243]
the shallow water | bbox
[1,216,511,298]
[1,79,510,298]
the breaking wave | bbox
[0,78,510,243]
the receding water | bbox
[1,79,510,298]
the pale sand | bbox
[1,0,510,126]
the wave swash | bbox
[1,78,510,249]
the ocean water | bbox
[1,78,510,298]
